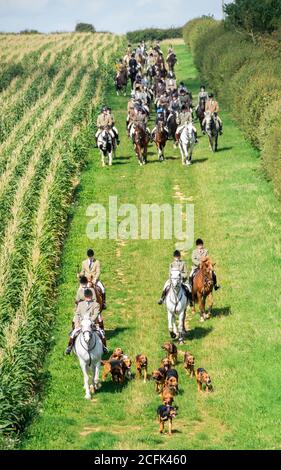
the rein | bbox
[79,329,97,367]
[168,282,184,313]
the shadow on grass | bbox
[192,158,209,165]
[212,306,232,317]
[113,161,130,166]
[106,326,131,340]
[164,156,178,161]
[114,156,131,161]
[186,326,213,341]
[216,146,233,153]
[100,378,130,394]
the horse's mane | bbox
[200,256,214,269]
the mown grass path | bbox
[22,41,280,450]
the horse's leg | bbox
[178,310,185,344]
[206,292,213,318]
[211,135,215,152]
[101,151,105,167]
[109,150,112,166]
[93,360,101,391]
[167,311,173,334]
[198,294,205,322]
[215,134,218,152]
[179,142,185,165]
[168,310,177,336]
[143,145,147,165]
[79,359,91,400]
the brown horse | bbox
[154,121,168,162]
[167,53,177,73]
[133,123,149,166]
[192,257,215,322]
[115,68,128,96]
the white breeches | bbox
[97,280,105,293]
[95,129,116,139]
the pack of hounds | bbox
[102,342,213,436]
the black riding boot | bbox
[183,284,193,307]
[65,337,74,355]
[113,130,120,145]
[212,272,220,291]
[158,290,166,305]
[102,292,107,310]
[102,336,108,355]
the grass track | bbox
[22,42,280,450]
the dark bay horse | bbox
[115,69,128,96]
[196,97,206,132]
[192,257,215,322]
[167,111,178,147]
[167,53,177,73]
[154,121,168,162]
[133,124,149,166]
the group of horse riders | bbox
[116,41,222,159]
[158,240,220,314]
[66,42,223,353]
[65,249,108,355]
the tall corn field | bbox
[0,32,124,446]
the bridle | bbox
[79,325,97,367]
[168,274,184,312]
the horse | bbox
[97,127,115,167]
[146,65,156,87]
[133,123,149,166]
[165,270,189,344]
[179,123,196,166]
[204,111,219,152]
[196,97,206,132]
[192,257,215,322]
[153,121,168,162]
[167,53,177,73]
[115,68,128,96]
[167,111,178,148]
[128,67,138,89]
[73,318,103,400]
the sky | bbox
[0,0,226,34]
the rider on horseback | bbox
[95,106,120,147]
[79,249,107,309]
[128,104,150,140]
[202,93,223,135]
[107,107,120,144]
[151,108,169,140]
[196,85,208,111]
[178,87,193,112]
[168,93,181,114]
[158,250,192,305]
[189,239,220,292]
[65,289,108,355]
[165,72,177,94]
[176,104,198,143]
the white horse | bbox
[204,111,219,152]
[179,122,196,165]
[73,318,103,400]
[97,128,115,167]
[165,270,189,344]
